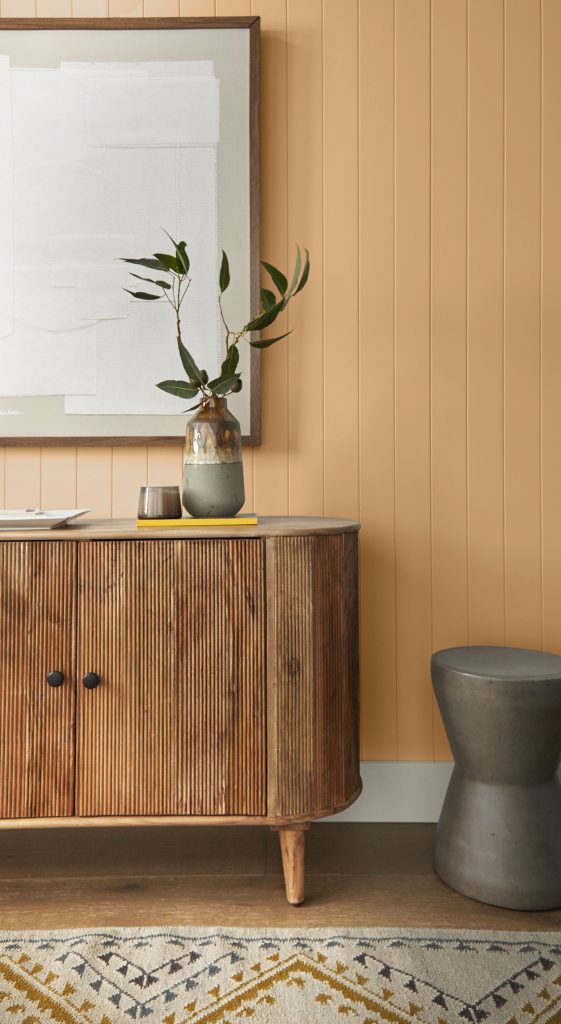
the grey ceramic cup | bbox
[138,486,182,520]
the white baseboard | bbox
[322,762,454,823]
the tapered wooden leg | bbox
[273,825,308,905]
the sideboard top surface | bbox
[0,516,361,541]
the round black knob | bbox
[82,672,100,690]
[47,671,64,688]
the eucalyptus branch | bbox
[121,233,309,408]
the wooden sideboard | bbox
[0,516,360,904]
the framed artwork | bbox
[0,17,260,445]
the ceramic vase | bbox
[182,397,244,518]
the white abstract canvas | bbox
[0,56,222,416]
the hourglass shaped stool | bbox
[432,645,561,910]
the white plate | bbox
[0,509,91,530]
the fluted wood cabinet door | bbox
[267,532,360,818]
[75,540,265,817]
[0,542,76,819]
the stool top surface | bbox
[432,645,561,681]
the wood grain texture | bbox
[0,515,359,541]
[76,540,177,816]
[0,542,75,818]
[1,823,561,929]
[266,532,360,817]
[275,825,307,904]
[175,539,266,814]
[75,539,266,816]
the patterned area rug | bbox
[0,927,560,1024]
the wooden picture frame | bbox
[0,17,261,446]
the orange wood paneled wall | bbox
[1,0,558,762]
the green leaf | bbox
[163,230,190,274]
[243,300,285,333]
[120,257,170,273]
[154,252,180,273]
[294,248,310,294]
[287,246,302,296]
[207,372,241,396]
[178,337,204,386]
[262,260,288,296]
[260,287,276,311]
[249,329,293,349]
[125,289,162,301]
[219,251,230,293]
[183,401,205,413]
[130,273,171,289]
[221,345,240,377]
[156,380,200,399]
[177,241,190,275]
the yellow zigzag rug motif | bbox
[0,928,559,1024]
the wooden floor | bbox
[0,823,560,931]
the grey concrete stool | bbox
[432,645,561,910]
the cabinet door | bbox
[266,533,360,817]
[76,540,265,817]
[0,542,76,818]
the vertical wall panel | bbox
[41,448,77,510]
[252,0,290,516]
[147,446,183,488]
[322,0,359,519]
[4,0,555,760]
[241,447,254,513]
[216,0,248,10]
[37,0,71,14]
[358,0,397,760]
[286,0,324,514]
[467,0,506,646]
[503,0,542,647]
[1,1,37,14]
[111,447,147,519]
[0,450,5,509]
[72,1,108,15]
[108,0,143,15]
[76,449,112,519]
[541,0,561,653]
[180,0,216,13]
[5,449,41,509]
[394,0,433,759]
[430,0,468,758]
[144,0,178,12]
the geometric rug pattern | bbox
[0,927,560,1023]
